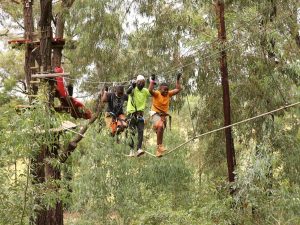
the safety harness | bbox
[152,105,172,130]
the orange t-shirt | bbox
[151,90,176,113]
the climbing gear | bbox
[106,112,127,136]
[151,111,172,131]
[136,75,145,81]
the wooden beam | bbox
[34,120,77,134]
[31,73,70,78]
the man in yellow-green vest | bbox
[126,75,151,157]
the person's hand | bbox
[150,74,156,81]
[176,72,182,81]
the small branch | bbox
[11,0,21,4]
[0,29,9,37]
[15,20,25,30]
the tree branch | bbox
[60,94,104,163]
[0,29,9,37]
[62,0,76,8]
[11,0,21,4]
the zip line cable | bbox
[51,11,292,87]
[154,101,300,157]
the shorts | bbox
[105,112,127,134]
[151,113,167,130]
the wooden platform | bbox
[8,38,65,46]
[52,120,77,133]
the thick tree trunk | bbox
[40,0,52,72]
[44,143,64,225]
[214,0,236,188]
[23,1,48,224]
[30,148,47,225]
[24,0,36,99]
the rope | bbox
[160,101,300,157]
[26,11,293,88]
[145,151,156,157]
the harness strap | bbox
[155,112,172,130]
[152,105,172,130]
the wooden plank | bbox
[31,72,70,78]
[51,120,77,132]
[34,120,77,134]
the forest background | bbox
[0,0,299,224]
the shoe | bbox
[136,149,145,157]
[156,145,165,158]
[128,150,135,157]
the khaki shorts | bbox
[151,113,167,130]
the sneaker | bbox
[128,150,135,157]
[136,149,145,157]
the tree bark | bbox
[24,0,36,98]
[214,0,236,188]
[39,0,52,72]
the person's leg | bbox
[156,122,164,145]
[104,112,111,128]
[110,121,117,136]
[104,112,116,136]
[127,115,136,156]
[152,114,164,145]
[117,114,127,133]
[136,117,145,157]
[155,116,167,157]
[137,119,144,150]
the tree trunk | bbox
[24,0,36,99]
[39,0,52,72]
[214,0,236,189]
[44,143,64,225]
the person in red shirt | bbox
[148,73,182,157]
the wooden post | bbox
[214,0,236,188]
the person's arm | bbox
[148,74,156,96]
[126,79,136,95]
[169,72,182,96]
[101,87,109,102]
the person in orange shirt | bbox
[149,73,182,157]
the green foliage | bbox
[0,0,300,224]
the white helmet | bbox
[136,75,145,81]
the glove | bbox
[150,74,156,81]
[130,79,136,88]
[176,72,182,81]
